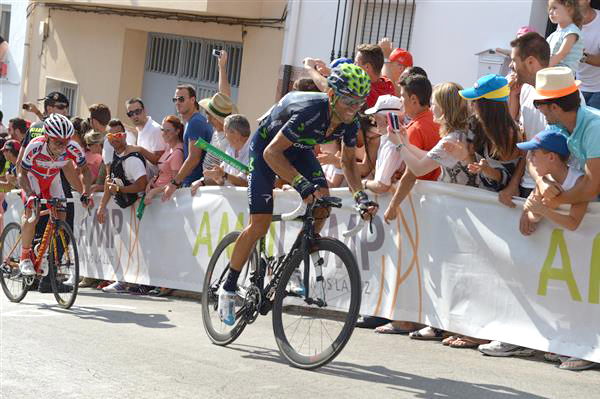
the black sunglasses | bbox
[533,100,552,109]
[127,108,143,118]
[172,96,186,103]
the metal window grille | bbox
[45,77,78,116]
[1,6,11,41]
[330,0,415,61]
[145,33,243,99]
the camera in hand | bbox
[387,112,400,131]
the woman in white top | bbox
[387,82,478,187]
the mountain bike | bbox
[0,198,79,309]
[201,196,366,369]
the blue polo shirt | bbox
[557,106,600,171]
[183,112,213,186]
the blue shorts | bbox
[247,131,327,214]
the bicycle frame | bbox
[251,201,322,312]
[1,200,70,276]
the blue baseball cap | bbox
[516,127,570,157]
[330,57,353,68]
[459,74,510,102]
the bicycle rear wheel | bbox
[272,238,361,369]
[0,223,29,302]
[48,221,79,309]
[201,231,258,346]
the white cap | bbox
[364,94,403,115]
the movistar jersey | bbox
[257,91,359,149]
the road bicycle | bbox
[202,196,366,369]
[0,198,79,309]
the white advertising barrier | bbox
[3,181,600,363]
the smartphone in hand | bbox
[212,49,222,58]
[387,112,400,131]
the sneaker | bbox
[287,268,305,296]
[96,280,110,290]
[478,341,535,357]
[102,281,128,293]
[79,277,99,288]
[218,288,236,326]
[19,259,35,276]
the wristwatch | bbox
[170,179,182,188]
[395,143,405,151]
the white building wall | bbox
[0,0,28,121]
[283,0,549,88]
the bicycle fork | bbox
[301,236,327,308]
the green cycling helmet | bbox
[327,63,371,98]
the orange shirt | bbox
[406,109,441,181]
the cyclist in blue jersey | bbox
[218,64,379,325]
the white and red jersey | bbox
[21,135,86,181]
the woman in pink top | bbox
[134,115,184,205]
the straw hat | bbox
[199,92,236,123]
[533,67,581,101]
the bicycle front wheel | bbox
[272,237,362,369]
[48,221,79,309]
[201,231,258,346]
[0,222,29,303]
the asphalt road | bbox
[1,289,598,399]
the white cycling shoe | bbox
[19,259,36,276]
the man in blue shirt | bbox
[163,84,213,197]
[532,67,600,206]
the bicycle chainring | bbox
[244,285,262,324]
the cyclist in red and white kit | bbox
[17,113,94,276]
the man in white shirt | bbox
[96,119,148,294]
[509,33,552,200]
[125,97,166,176]
[578,0,600,109]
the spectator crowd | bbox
[1,0,599,371]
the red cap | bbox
[389,48,413,67]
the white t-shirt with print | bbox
[578,9,600,92]
[427,131,478,186]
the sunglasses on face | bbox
[106,132,126,140]
[127,108,143,118]
[161,127,175,133]
[53,103,68,110]
[172,96,186,103]
[533,100,550,109]
[337,95,366,107]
